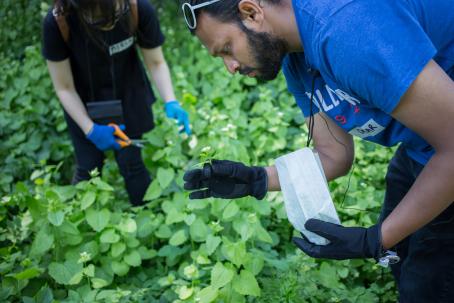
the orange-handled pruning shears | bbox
[108,123,146,148]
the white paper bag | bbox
[275,148,340,245]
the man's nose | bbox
[224,57,240,74]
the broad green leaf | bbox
[48,260,83,285]
[189,218,208,242]
[157,167,175,189]
[86,208,110,232]
[111,261,130,276]
[138,246,157,260]
[83,264,95,277]
[255,225,273,244]
[136,214,154,238]
[143,180,162,201]
[92,178,114,191]
[111,242,126,258]
[165,208,186,225]
[169,229,187,246]
[244,255,264,276]
[100,229,120,243]
[30,227,54,257]
[178,285,194,300]
[184,213,196,225]
[59,221,80,235]
[211,262,234,289]
[118,217,137,233]
[222,202,239,221]
[13,267,42,280]
[91,278,109,289]
[221,240,247,267]
[206,235,221,255]
[35,285,54,303]
[155,225,172,238]
[124,250,141,267]
[48,210,64,226]
[232,270,261,297]
[195,286,218,303]
[81,191,96,210]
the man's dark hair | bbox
[182,0,282,32]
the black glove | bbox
[292,219,383,260]
[183,160,268,200]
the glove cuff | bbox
[251,167,268,200]
[366,223,384,260]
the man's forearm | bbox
[381,151,454,248]
[57,90,93,134]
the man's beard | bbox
[239,24,289,82]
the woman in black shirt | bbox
[42,0,190,205]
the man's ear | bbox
[238,0,265,31]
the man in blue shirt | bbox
[181,0,454,301]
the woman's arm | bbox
[141,46,176,103]
[47,59,93,134]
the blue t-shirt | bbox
[283,0,454,164]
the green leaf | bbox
[84,264,95,277]
[195,286,218,303]
[92,178,114,191]
[157,167,175,189]
[244,255,264,276]
[30,227,54,257]
[118,217,137,233]
[86,208,111,232]
[111,261,130,276]
[13,267,42,280]
[222,202,239,221]
[211,262,234,289]
[255,225,273,244]
[143,180,162,201]
[91,278,109,289]
[155,225,172,238]
[100,229,120,243]
[169,229,187,246]
[189,218,208,242]
[111,242,126,258]
[184,213,196,225]
[48,211,64,226]
[178,285,194,300]
[81,191,96,210]
[222,240,247,267]
[124,250,141,267]
[48,260,83,285]
[232,270,261,297]
[206,235,221,256]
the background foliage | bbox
[0,1,397,302]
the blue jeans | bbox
[66,116,151,206]
[380,146,454,303]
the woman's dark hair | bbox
[183,0,282,32]
[54,0,134,50]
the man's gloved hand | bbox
[86,123,124,151]
[292,219,383,260]
[183,160,268,200]
[164,100,191,136]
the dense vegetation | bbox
[0,1,397,302]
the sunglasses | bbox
[82,1,130,29]
[182,0,222,30]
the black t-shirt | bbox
[42,0,165,136]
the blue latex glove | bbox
[86,123,124,151]
[164,100,191,135]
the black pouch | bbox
[86,100,124,125]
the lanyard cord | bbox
[84,39,96,101]
[84,31,118,101]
